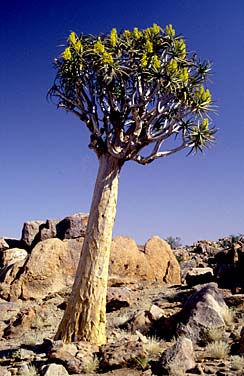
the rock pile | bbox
[0,213,181,301]
[0,216,244,376]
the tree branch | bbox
[132,140,188,165]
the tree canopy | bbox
[49,23,216,164]
[50,23,217,345]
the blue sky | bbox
[1,0,244,245]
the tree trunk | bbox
[55,154,122,344]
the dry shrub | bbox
[205,340,229,359]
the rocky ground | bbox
[0,214,244,375]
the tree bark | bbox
[55,154,122,344]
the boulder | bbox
[48,341,98,374]
[21,213,89,249]
[128,310,154,335]
[56,213,88,240]
[22,219,60,249]
[121,305,163,335]
[100,338,147,369]
[0,238,9,252]
[21,220,45,248]
[38,219,60,243]
[10,238,83,300]
[193,240,218,256]
[160,336,195,374]
[1,247,28,267]
[177,283,229,344]
[185,267,214,287]
[5,235,180,301]
[109,236,181,285]
[4,238,23,249]
[0,259,27,299]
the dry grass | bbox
[230,355,244,371]
[83,355,99,373]
[19,364,38,376]
[23,332,37,346]
[205,327,225,343]
[168,365,186,376]
[144,336,163,355]
[222,306,235,327]
[205,340,229,359]
[133,354,149,370]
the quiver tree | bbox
[49,23,216,344]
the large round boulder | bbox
[4,235,180,300]
[109,235,181,285]
[10,238,83,300]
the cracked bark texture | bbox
[55,154,121,344]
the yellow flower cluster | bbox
[69,32,76,44]
[63,47,72,60]
[144,28,151,37]
[196,86,212,103]
[94,37,114,65]
[175,39,186,59]
[110,28,117,47]
[202,118,209,129]
[102,52,113,64]
[94,39,105,54]
[152,23,160,34]
[145,40,153,53]
[141,53,148,67]
[166,59,178,74]
[152,55,161,69]
[68,32,83,53]
[133,27,141,39]
[74,40,83,53]
[179,67,188,82]
[165,24,175,37]
[123,30,131,38]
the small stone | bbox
[130,310,154,335]
[106,287,131,312]
[149,304,164,320]
[42,363,69,376]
